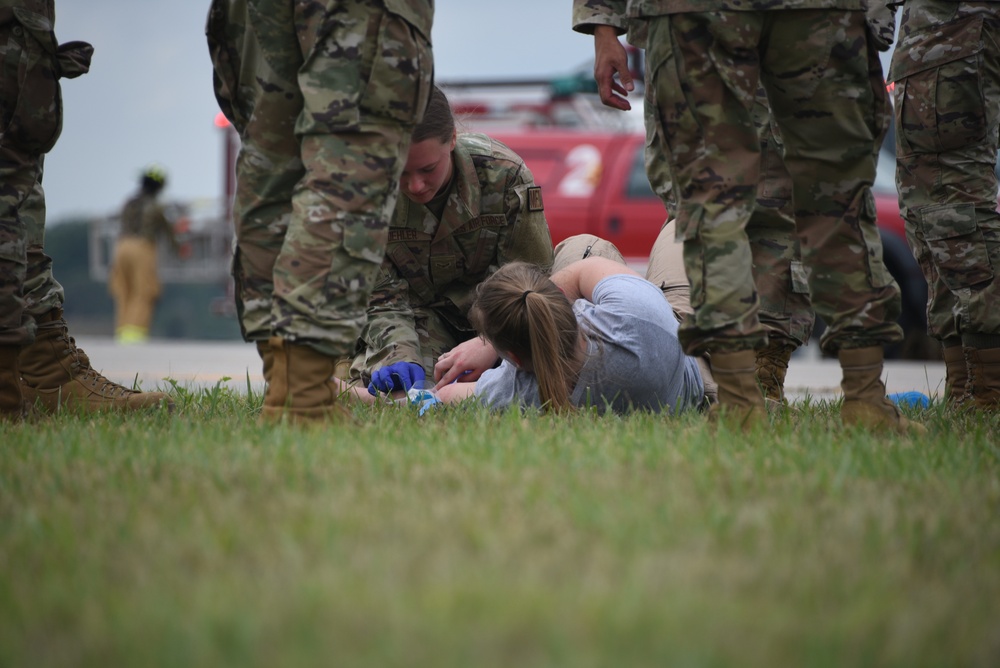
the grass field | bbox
[2,383,998,668]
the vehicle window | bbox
[626,144,657,200]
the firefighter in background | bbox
[108,166,181,344]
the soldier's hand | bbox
[434,338,499,389]
[593,26,633,111]
[367,362,425,395]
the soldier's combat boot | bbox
[755,340,796,407]
[19,308,173,413]
[942,343,968,404]
[709,349,768,431]
[839,346,925,434]
[260,337,352,424]
[1,346,24,421]
[256,339,274,385]
[962,347,1000,412]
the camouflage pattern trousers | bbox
[645,10,902,357]
[0,2,88,347]
[643,77,815,348]
[891,0,1000,348]
[206,0,434,358]
[0,159,66,347]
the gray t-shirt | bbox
[475,274,704,415]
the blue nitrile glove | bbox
[888,391,930,409]
[367,362,426,395]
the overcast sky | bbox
[44,1,597,224]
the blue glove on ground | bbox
[888,391,930,409]
[368,362,426,395]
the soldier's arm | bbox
[357,260,423,369]
[572,1,633,111]
[552,256,641,303]
[498,166,554,270]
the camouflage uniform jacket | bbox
[573,0,867,19]
[573,1,897,53]
[119,192,176,248]
[363,132,554,365]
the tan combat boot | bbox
[1,345,24,421]
[709,349,768,431]
[256,339,274,385]
[260,337,352,424]
[839,346,925,434]
[19,308,173,413]
[755,340,796,407]
[942,344,968,404]
[962,347,1000,412]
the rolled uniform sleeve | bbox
[572,0,629,34]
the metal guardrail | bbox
[89,199,234,284]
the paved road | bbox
[75,337,947,402]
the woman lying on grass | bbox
[345,224,711,414]
[429,252,706,414]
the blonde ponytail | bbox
[470,263,580,412]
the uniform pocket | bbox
[674,205,706,310]
[890,15,987,155]
[790,260,810,295]
[1,9,62,154]
[918,202,994,290]
[859,189,895,289]
[464,228,498,277]
[342,213,390,266]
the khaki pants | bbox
[552,221,717,403]
[108,237,161,334]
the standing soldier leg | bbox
[891,0,1000,410]
[209,0,433,422]
[206,0,303,384]
[649,13,769,430]
[749,87,815,405]
[0,152,33,420]
[763,10,919,433]
[19,178,173,412]
[645,221,718,405]
[0,5,169,415]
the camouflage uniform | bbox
[206,0,434,359]
[572,0,815,350]
[587,0,901,357]
[889,0,1000,349]
[350,132,554,379]
[0,0,91,347]
[108,191,177,338]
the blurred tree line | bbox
[45,219,242,340]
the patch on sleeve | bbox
[527,186,544,212]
